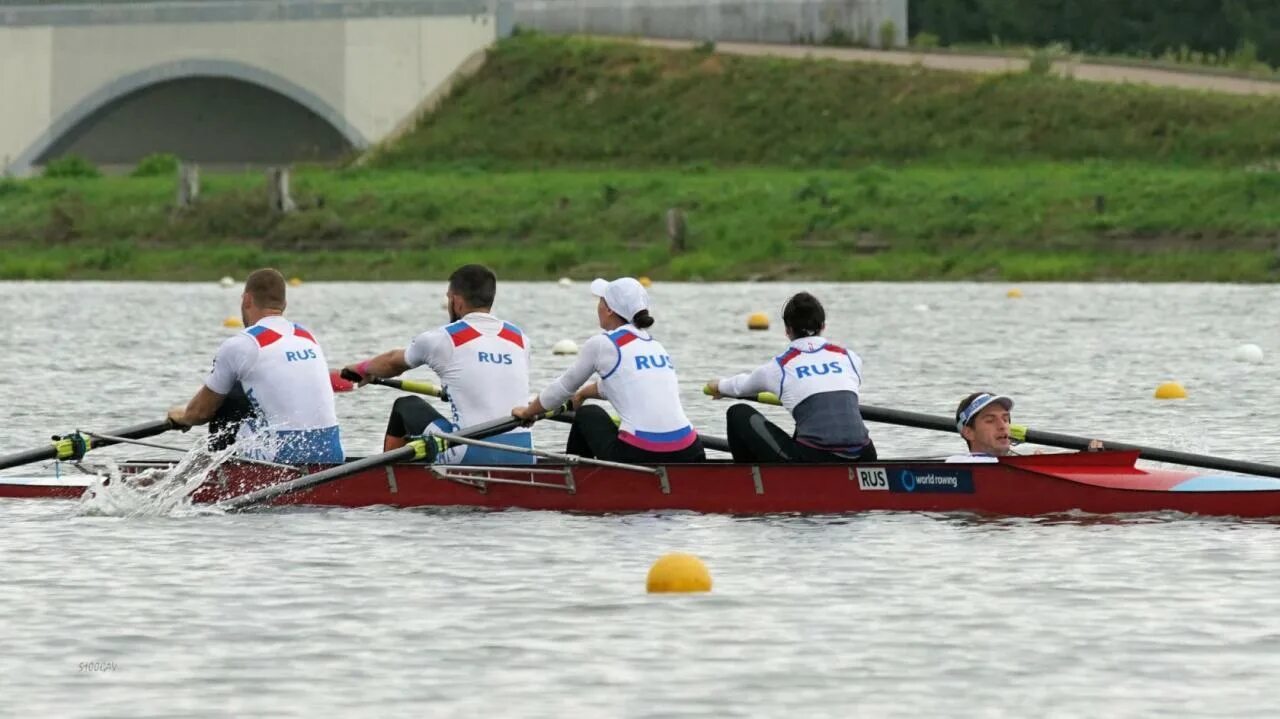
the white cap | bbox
[590,277,649,323]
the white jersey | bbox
[404,312,532,463]
[206,315,342,463]
[718,336,863,411]
[539,325,696,452]
[717,335,869,452]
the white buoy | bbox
[558,277,573,288]
[219,276,235,288]
[552,339,579,355]
[1232,343,1264,364]
[913,303,931,312]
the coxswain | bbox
[343,264,533,465]
[512,277,705,463]
[705,292,876,463]
[167,268,344,464]
[947,391,1103,462]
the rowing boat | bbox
[4,451,1280,517]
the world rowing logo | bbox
[899,470,916,492]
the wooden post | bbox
[666,208,687,253]
[176,163,199,208]
[267,167,296,214]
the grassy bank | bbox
[5,35,1280,281]
[373,34,1280,168]
[2,164,1278,281]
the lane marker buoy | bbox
[646,553,712,594]
[747,312,769,330]
[1154,381,1187,400]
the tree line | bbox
[909,0,1280,66]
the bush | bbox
[131,153,179,178]
[879,20,898,49]
[912,32,940,49]
[43,155,100,179]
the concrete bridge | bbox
[0,0,511,175]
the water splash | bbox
[76,426,286,517]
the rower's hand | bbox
[703,381,723,399]
[1087,439,1105,452]
[166,405,192,431]
[511,404,539,426]
[340,365,371,387]
[571,389,591,410]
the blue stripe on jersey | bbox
[460,431,535,465]
[631,426,695,442]
[271,426,345,464]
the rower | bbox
[705,291,876,463]
[343,264,533,465]
[948,391,1103,462]
[512,277,705,463]
[167,268,344,464]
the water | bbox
[3,281,1280,716]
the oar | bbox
[220,408,562,512]
[330,370,447,399]
[552,410,732,454]
[742,391,1280,480]
[0,419,174,471]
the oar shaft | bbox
[0,419,173,471]
[223,412,537,511]
[220,441,428,511]
[767,394,1280,480]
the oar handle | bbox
[333,369,447,400]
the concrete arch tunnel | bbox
[14,60,368,172]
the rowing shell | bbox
[5,451,1280,517]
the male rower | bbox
[343,264,534,465]
[167,268,344,464]
[948,391,1101,462]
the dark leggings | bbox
[725,403,877,464]
[567,405,706,463]
[386,395,450,438]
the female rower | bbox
[705,292,876,463]
[512,277,705,463]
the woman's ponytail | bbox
[632,310,655,329]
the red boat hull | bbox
[5,451,1280,517]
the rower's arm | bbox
[537,335,608,410]
[716,361,781,399]
[346,349,411,383]
[168,386,226,428]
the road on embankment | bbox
[632,37,1280,97]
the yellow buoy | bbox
[646,553,712,594]
[1154,381,1187,400]
[288,277,303,287]
[747,312,770,330]
[638,276,653,288]
[222,316,244,328]
[1006,288,1024,299]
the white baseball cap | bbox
[590,277,649,323]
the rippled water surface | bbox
[3,281,1280,717]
